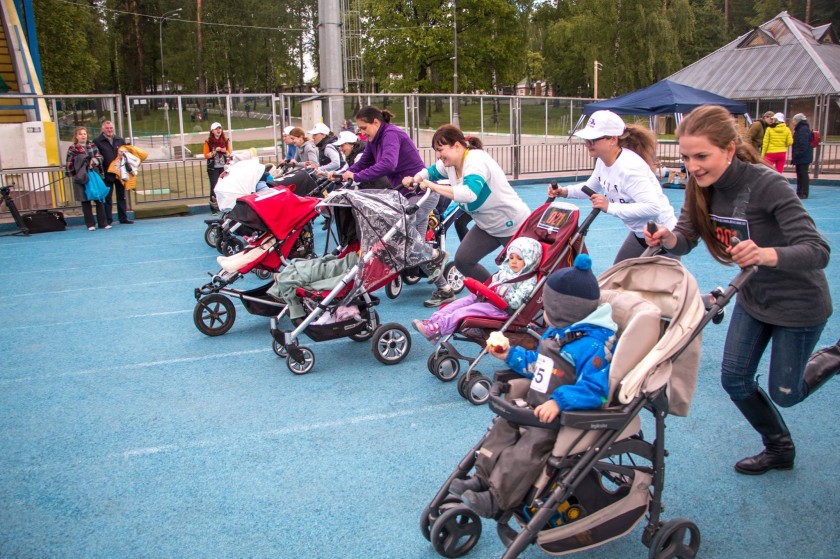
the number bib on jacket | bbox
[710,214,750,248]
[526,335,578,408]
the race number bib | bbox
[529,354,554,394]
[710,214,750,248]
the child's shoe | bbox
[461,490,500,518]
[411,319,441,342]
[449,476,487,496]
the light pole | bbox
[159,8,182,96]
[593,60,603,99]
[452,0,459,126]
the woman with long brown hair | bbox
[203,122,231,214]
[646,105,832,475]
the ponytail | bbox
[355,105,392,124]
[618,125,656,171]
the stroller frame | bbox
[421,259,756,559]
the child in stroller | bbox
[411,237,542,343]
[449,254,617,519]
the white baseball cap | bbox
[210,122,222,130]
[334,130,359,147]
[282,126,294,135]
[308,122,331,136]
[772,112,785,122]
[574,110,626,140]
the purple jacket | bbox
[347,122,425,194]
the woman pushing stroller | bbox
[646,105,832,475]
[450,254,617,518]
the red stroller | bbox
[426,193,601,405]
[193,186,321,336]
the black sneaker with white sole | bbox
[426,250,448,283]
[424,288,456,308]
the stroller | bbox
[269,187,437,375]
[203,161,320,256]
[421,255,756,559]
[193,186,321,336]
[426,195,600,405]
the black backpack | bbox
[317,135,345,168]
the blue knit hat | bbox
[542,254,599,326]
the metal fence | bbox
[1,92,838,218]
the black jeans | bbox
[81,200,108,228]
[207,167,224,202]
[795,164,810,199]
[104,175,128,223]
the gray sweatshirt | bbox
[669,157,831,327]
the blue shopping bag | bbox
[85,171,110,202]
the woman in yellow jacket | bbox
[761,112,793,173]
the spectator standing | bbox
[203,122,231,215]
[93,120,131,225]
[65,126,108,231]
[748,111,774,152]
[761,112,793,173]
[791,113,813,199]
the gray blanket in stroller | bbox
[267,252,360,319]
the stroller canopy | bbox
[214,159,266,211]
[228,187,320,239]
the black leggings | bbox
[454,226,511,283]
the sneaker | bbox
[104,225,112,230]
[87,226,95,231]
[424,288,456,308]
[449,476,487,497]
[411,319,441,342]
[426,249,448,283]
[461,490,500,518]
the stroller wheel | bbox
[463,374,492,405]
[286,346,315,375]
[403,269,422,285]
[444,262,465,294]
[272,339,288,358]
[220,237,245,256]
[371,323,412,365]
[420,496,466,542]
[456,373,470,398]
[349,310,379,342]
[386,275,403,299]
[648,519,700,559]
[193,294,236,336]
[253,268,272,280]
[430,505,482,558]
[432,355,460,382]
[204,223,220,248]
[427,348,449,375]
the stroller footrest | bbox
[559,407,634,431]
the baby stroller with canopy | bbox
[193,186,321,336]
[426,192,600,405]
[420,255,756,559]
[269,187,437,375]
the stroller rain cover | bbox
[321,189,434,290]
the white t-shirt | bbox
[567,149,677,236]
[422,149,530,237]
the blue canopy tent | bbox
[571,79,749,134]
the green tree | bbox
[34,0,102,94]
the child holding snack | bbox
[411,237,543,342]
[450,253,617,518]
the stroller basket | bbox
[240,283,282,317]
[303,315,369,342]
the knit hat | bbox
[792,113,807,124]
[542,253,599,327]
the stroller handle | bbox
[405,184,432,215]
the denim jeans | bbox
[721,302,825,407]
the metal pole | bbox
[452,0,459,127]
